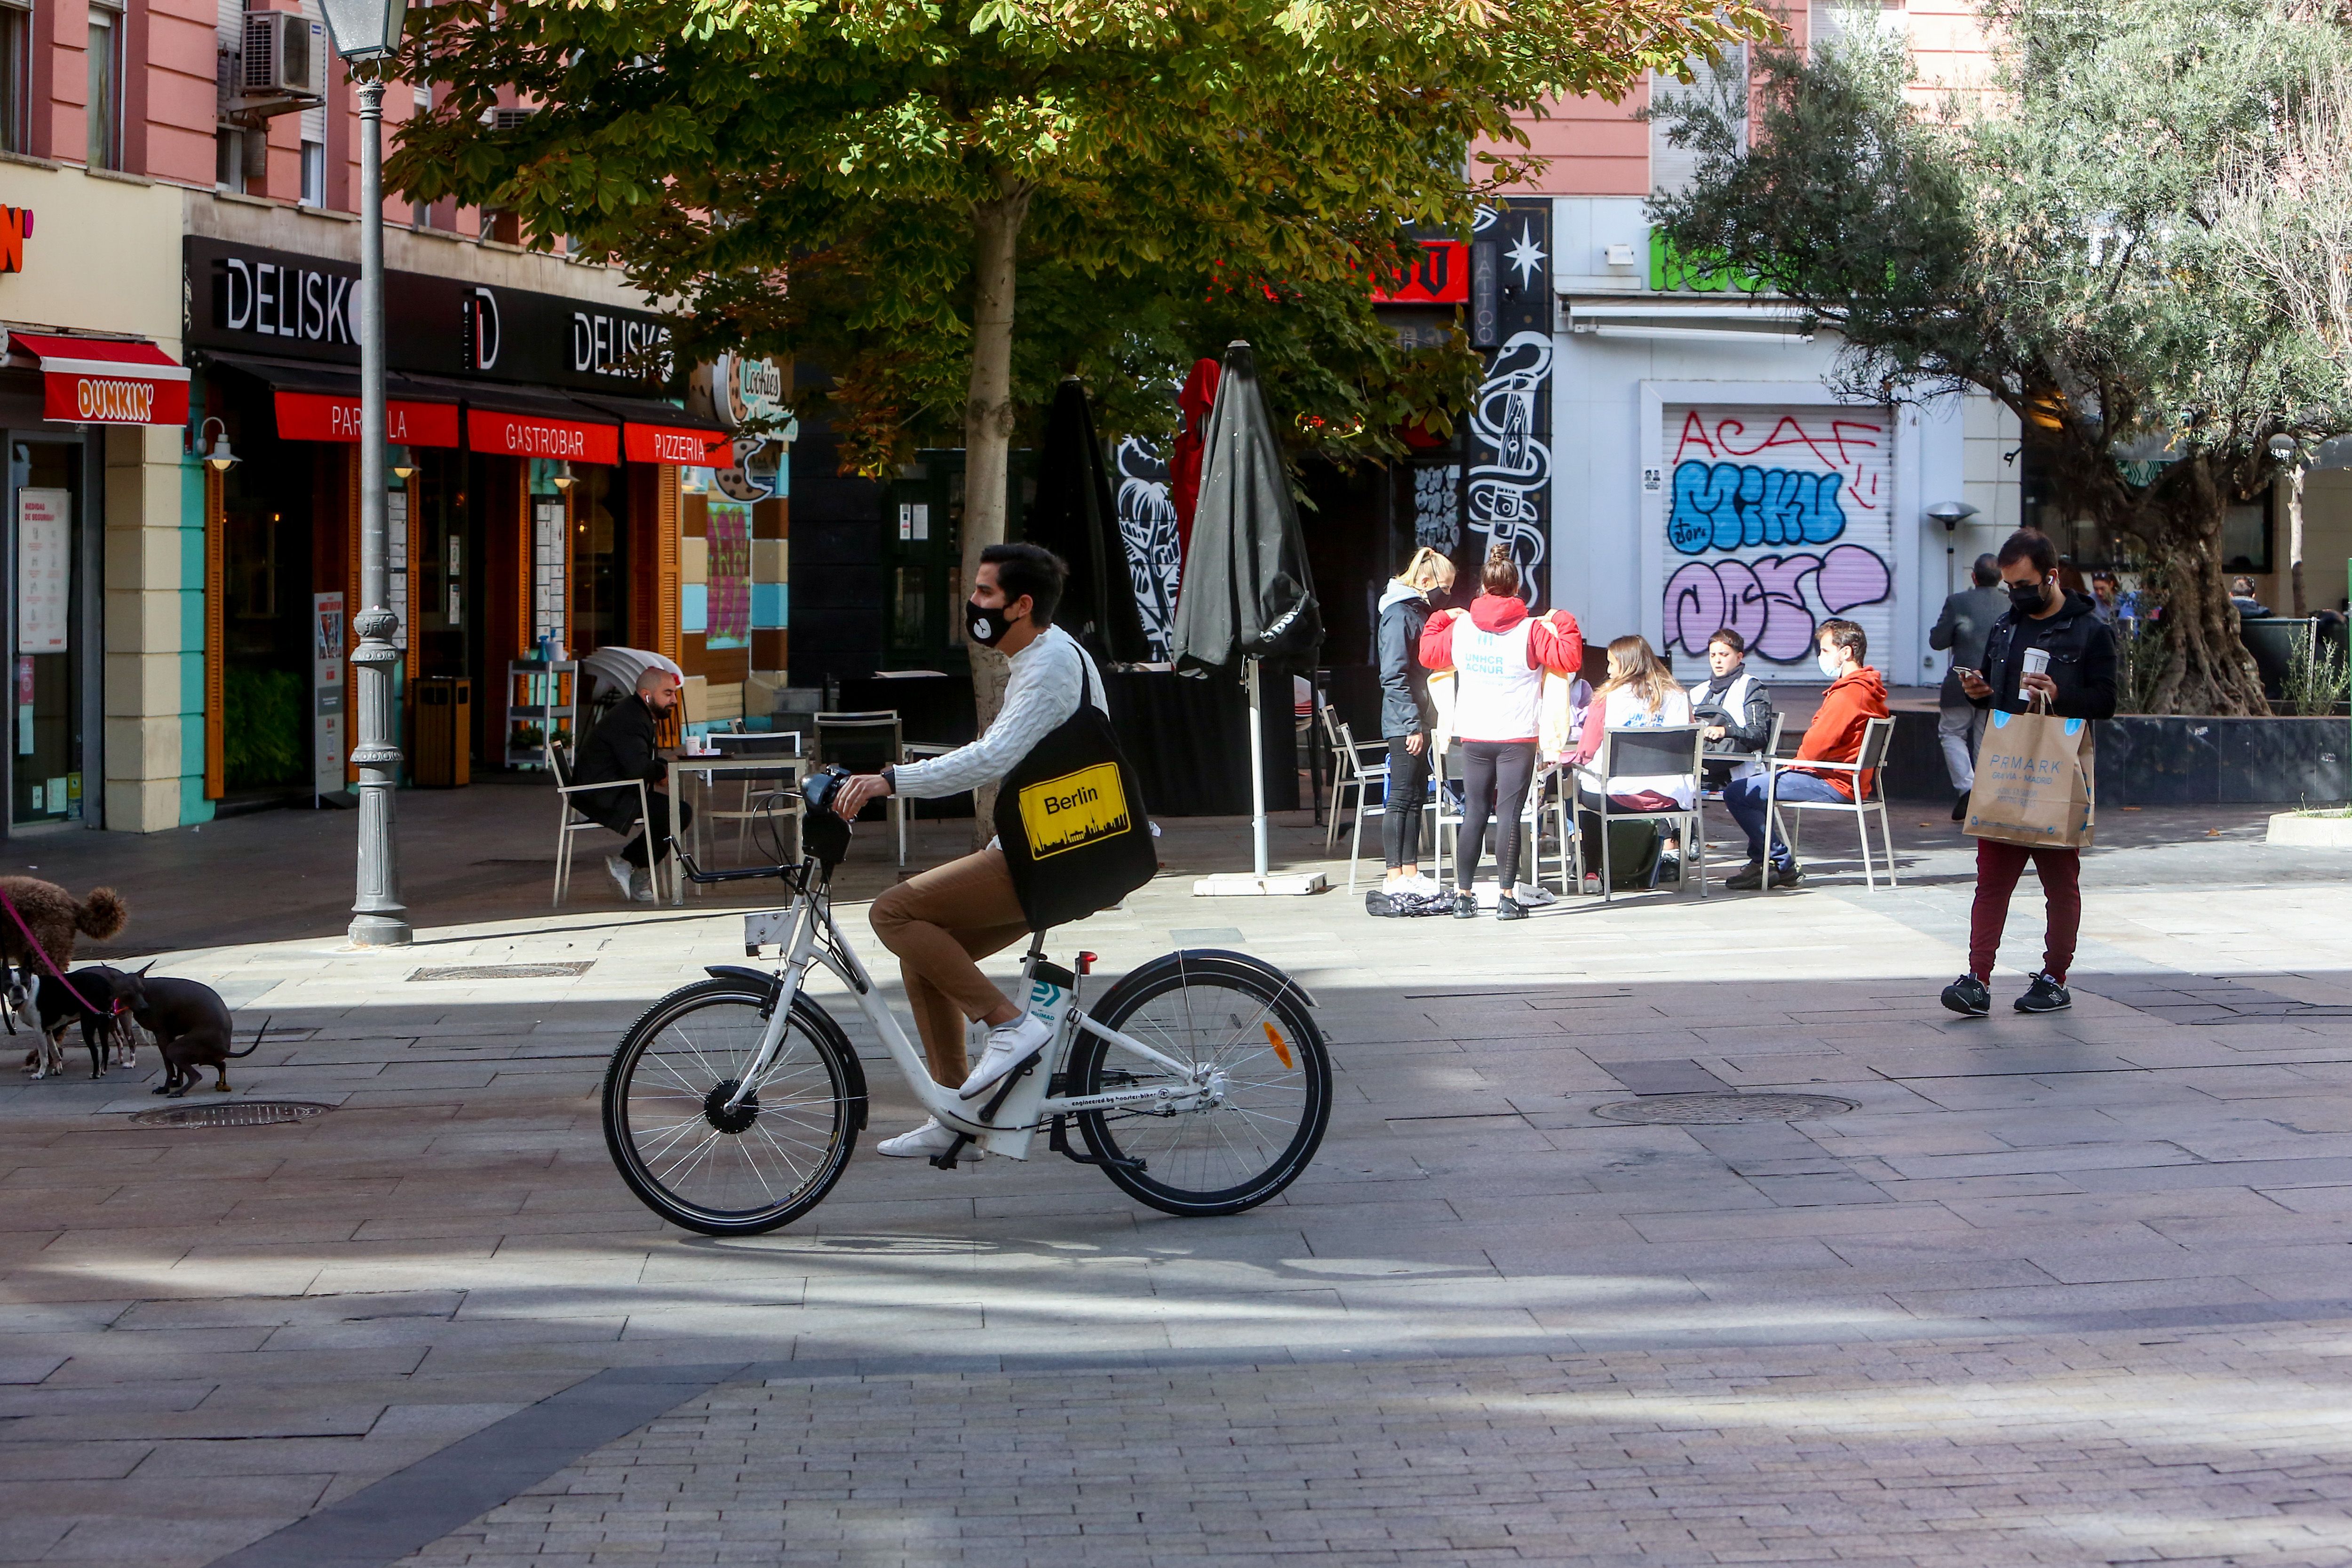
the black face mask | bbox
[966,598,1016,648]
[2008,577,2051,613]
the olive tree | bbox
[1649,0,2352,714]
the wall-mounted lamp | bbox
[194,416,237,472]
[550,461,578,492]
[2269,432,2300,466]
[1924,500,1979,533]
[389,444,415,483]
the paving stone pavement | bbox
[4,796,2352,1564]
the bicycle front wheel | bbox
[1070,951,1331,1217]
[602,978,863,1235]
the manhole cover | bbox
[407,962,593,982]
[130,1100,332,1129]
[1592,1092,1858,1125]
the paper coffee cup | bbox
[2019,645,2050,700]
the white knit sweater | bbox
[890,626,1110,800]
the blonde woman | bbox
[1371,547,1455,903]
[1569,635,1694,880]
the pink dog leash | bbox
[0,883,123,1019]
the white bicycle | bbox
[600,768,1332,1236]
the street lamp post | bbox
[320,0,411,946]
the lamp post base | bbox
[348,912,413,947]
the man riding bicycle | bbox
[830,542,1112,1160]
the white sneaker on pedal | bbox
[958,1012,1054,1100]
[606,855,636,901]
[876,1118,963,1158]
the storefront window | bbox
[10,442,83,825]
[570,466,629,655]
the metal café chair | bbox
[544,735,662,907]
[699,728,805,865]
[814,710,911,867]
[1764,714,1900,891]
[1570,724,1708,904]
[1321,712,1406,893]
[1428,744,1576,898]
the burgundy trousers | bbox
[1969,839,2082,982]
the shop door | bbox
[881,450,1029,674]
[8,439,85,826]
[414,450,471,680]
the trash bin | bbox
[413,677,471,788]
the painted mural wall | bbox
[1655,403,1896,681]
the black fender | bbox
[1084,948,1320,1028]
[701,965,868,1131]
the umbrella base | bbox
[1192,872,1327,897]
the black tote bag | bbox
[993,661,1159,930]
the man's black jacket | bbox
[575,695,667,792]
[1971,589,2119,719]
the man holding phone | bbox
[1943,531,2118,1018]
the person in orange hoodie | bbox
[1721,618,1888,890]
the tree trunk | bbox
[2132,454,2272,716]
[962,183,1030,841]
[2288,465,2307,619]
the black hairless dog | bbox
[117,967,268,1098]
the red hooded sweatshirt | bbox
[1792,665,1890,799]
[1419,596,1584,742]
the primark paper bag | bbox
[1964,710,2096,850]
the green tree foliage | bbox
[388,0,1769,649]
[1648,0,2352,716]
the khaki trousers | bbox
[868,848,1031,1087]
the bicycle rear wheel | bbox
[602,978,862,1235]
[1069,951,1330,1217]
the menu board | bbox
[16,488,69,653]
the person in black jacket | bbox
[1941,531,2117,1019]
[573,666,692,903]
[1930,553,2009,820]
[1370,547,1454,903]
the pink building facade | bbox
[0,2,718,836]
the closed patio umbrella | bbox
[1171,340,1323,877]
[1026,377,1152,665]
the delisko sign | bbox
[184,237,672,391]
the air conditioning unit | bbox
[487,107,539,132]
[241,12,324,102]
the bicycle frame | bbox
[720,867,1213,1162]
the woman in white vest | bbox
[1417,543,1585,921]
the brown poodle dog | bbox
[0,878,128,1074]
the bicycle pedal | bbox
[927,1133,976,1170]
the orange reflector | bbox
[1263,1021,1294,1068]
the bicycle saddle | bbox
[798,764,854,870]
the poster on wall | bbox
[16,488,69,653]
[1459,198,1553,610]
[705,500,752,650]
[1112,437,1180,661]
[1653,404,1896,682]
[532,500,567,653]
[313,591,345,802]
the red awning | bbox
[9,330,191,426]
[274,390,461,448]
[623,421,729,466]
[466,407,618,466]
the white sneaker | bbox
[1401,871,1443,895]
[876,1117,963,1158]
[1512,882,1557,907]
[606,855,636,901]
[629,868,657,904]
[958,1012,1054,1100]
